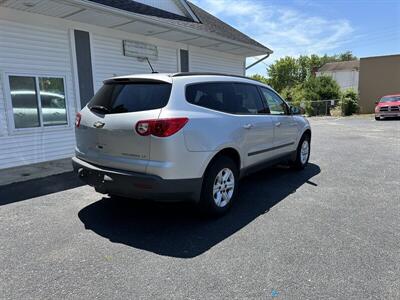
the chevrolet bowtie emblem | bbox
[93,121,105,128]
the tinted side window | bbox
[186,82,266,114]
[88,83,171,114]
[232,83,266,114]
[259,87,288,115]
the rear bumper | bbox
[72,157,202,202]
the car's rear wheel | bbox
[291,133,311,170]
[199,156,238,216]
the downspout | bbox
[245,53,270,70]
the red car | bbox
[375,94,400,120]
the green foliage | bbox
[340,89,359,116]
[262,51,356,93]
[249,74,269,85]
[279,76,341,116]
[300,76,340,116]
[267,56,300,92]
[338,51,357,61]
[303,76,341,100]
[249,51,358,116]
[280,85,305,106]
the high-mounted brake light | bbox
[135,118,189,137]
[75,112,82,128]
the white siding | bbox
[0,8,248,169]
[91,34,178,91]
[189,47,245,75]
[0,19,77,169]
[317,70,359,91]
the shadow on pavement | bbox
[0,172,84,206]
[78,163,320,258]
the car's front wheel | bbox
[375,116,381,121]
[199,156,238,216]
[291,133,311,170]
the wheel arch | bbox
[202,147,241,178]
[303,128,312,140]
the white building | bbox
[0,0,272,169]
[316,60,359,91]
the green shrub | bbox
[340,89,359,116]
[301,76,341,116]
[280,84,305,106]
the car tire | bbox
[198,156,239,216]
[291,133,311,170]
[375,116,381,121]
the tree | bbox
[249,74,269,84]
[280,84,305,105]
[267,56,299,92]
[338,51,357,61]
[302,75,341,116]
[264,52,357,92]
[303,75,340,100]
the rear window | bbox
[88,82,171,114]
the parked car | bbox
[72,73,311,215]
[375,94,400,120]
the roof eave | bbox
[68,0,272,57]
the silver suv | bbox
[72,73,311,215]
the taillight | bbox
[135,118,189,137]
[75,112,81,128]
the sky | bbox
[192,0,400,76]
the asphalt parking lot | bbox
[0,116,399,299]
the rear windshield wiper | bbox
[89,105,111,114]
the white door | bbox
[231,83,275,167]
[258,87,298,154]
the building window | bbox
[8,75,68,129]
[180,49,189,72]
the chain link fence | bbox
[288,99,342,116]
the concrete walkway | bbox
[0,158,73,186]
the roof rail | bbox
[171,72,261,83]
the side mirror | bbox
[290,106,301,115]
[375,100,379,105]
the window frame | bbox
[257,86,291,116]
[3,72,70,135]
[185,81,270,116]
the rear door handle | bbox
[243,123,254,129]
[275,122,281,127]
